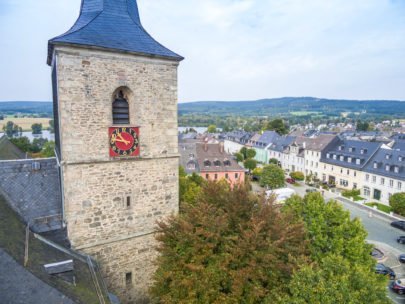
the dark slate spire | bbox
[47,0,183,65]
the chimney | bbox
[219,142,224,154]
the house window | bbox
[235,173,239,179]
[204,160,211,167]
[356,159,361,165]
[125,272,132,287]
[354,171,356,177]
[187,162,196,170]
[390,180,394,188]
[206,174,209,179]
[399,182,402,190]
[224,159,231,166]
[126,196,131,208]
[353,183,357,189]
[365,174,369,181]
[372,176,376,183]
[380,178,385,185]
[112,91,129,125]
[364,187,370,197]
[214,174,218,180]
[225,173,229,179]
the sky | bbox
[0,0,404,103]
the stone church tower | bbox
[47,1,183,302]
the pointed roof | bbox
[47,0,183,65]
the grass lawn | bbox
[1,117,51,132]
[365,202,392,214]
[353,196,364,201]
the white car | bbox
[266,188,296,204]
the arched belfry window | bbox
[112,90,129,125]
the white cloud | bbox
[0,0,404,102]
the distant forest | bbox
[1,97,404,125]
[0,102,53,116]
[179,97,405,118]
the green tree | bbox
[40,141,55,157]
[389,193,405,216]
[179,167,203,207]
[49,119,55,133]
[269,158,279,165]
[31,138,48,153]
[31,123,43,135]
[10,137,31,152]
[283,254,389,304]
[285,193,373,265]
[2,121,21,138]
[207,124,217,133]
[260,164,285,189]
[356,121,370,131]
[151,182,308,303]
[243,158,257,172]
[235,152,244,163]
[266,119,288,135]
[240,147,248,159]
[252,167,263,177]
[246,148,256,159]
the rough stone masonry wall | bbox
[54,47,180,303]
[0,158,62,232]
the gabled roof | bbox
[254,131,280,149]
[195,143,244,173]
[269,136,296,153]
[47,0,183,65]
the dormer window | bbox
[112,90,129,125]
[204,160,211,167]
[374,162,378,169]
[214,160,221,167]
[333,154,337,160]
[356,159,361,165]
[399,156,403,162]
[340,156,344,161]
[394,166,400,173]
[326,153,330,159]
[386,165,390,171]
[187,161,196,170]
[224,159,231,167]
[339,145,345,151]
[386,154,391,160]
[360,149,367,155]
[349,147,355,152]
[348,157,352,163]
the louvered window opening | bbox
[113,91,129,125]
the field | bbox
[0,117,51,131]
[290,111,320,116]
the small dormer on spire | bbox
[47,0,183,65]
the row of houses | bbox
[224,131,405,205]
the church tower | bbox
[47,1,183,302]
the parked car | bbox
[391,279,405,295]
[391,221,405,231]
[286,177,296,184]
[399,254,405,263]
[306,188,318,194]
[375,263,396,280]
[397,236,405,244]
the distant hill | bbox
[179,97,405,118]
[0,102,53,115]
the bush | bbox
[365,202,392,214]
[290,171,305,181]
[342,189,361,198]
[252,167,263,177]
[389,193,405,216]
